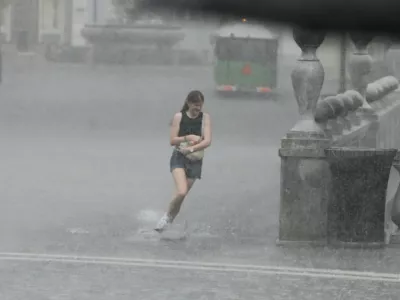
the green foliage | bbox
[112,0,148,21]
[113,0,135,9]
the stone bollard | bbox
[278,27,330,246]
[325,147,397,248]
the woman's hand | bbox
[185,135,202,144]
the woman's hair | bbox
[181,90,204,112]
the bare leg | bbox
[155,168,195,232]
[168,175,196,222]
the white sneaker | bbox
[154,213,172,233]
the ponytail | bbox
[181,102,189,112]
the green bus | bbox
[210,21,279,96]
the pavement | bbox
[0,62,399,299]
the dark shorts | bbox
[170,149,203,179]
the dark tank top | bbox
[178,111,203,137]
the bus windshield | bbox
[215,38,277,63]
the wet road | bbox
[0,257,399,300]
[0,64,399,298]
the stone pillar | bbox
[278,28,331,246]
[325,148,397,248]
[348,33,374,111]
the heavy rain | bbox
[0,0,399,299]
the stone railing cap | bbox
[325,147,398,158]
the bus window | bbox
[215,38,277,63]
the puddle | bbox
[67,228,89,234]
[125,225,188,243]
[137,209,162,223]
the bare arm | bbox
[192,113,212,152]
[170,113,191,146]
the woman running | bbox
[155,90,212,232]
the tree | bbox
[112,0,153,23]
[112,0,136,22]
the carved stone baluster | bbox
[348,33,375,111]
[381,37,395,77]
[369,36,394,82]
[290,27,326,136]
[379,37,396,89]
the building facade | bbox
[1,0,93,48]
[1,0,40,50]
[37,0,87,46]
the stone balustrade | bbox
[314,90,363,135]
[278,27,400,248]
[366,76,399,103]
